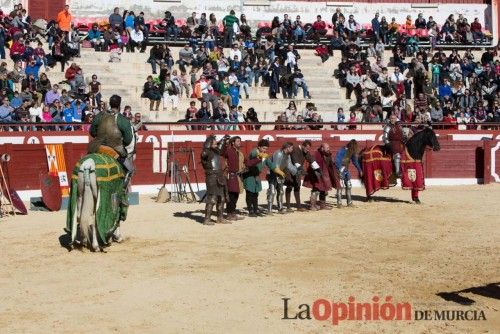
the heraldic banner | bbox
[400,149,425,192]
[45,144,70,197]
[361,146,395,196]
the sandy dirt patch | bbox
[0,185,499,333]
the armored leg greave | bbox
[393,153,401,176]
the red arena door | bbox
[29,0,66,20]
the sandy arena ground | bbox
[0,185,499,333]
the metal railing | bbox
[1,121,499,132]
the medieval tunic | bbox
[285,145,314,187]
[303,149,339,191]
[386,123,404,154]
[222,145,245,193]
[243,148,276,193]
[88,110,133,157]
[335,147,362,180]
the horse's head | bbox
[425,127,441,152]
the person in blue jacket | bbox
[335,139,363,207]
[24,58,43,80]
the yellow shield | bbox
[408,169,417,182]
[373,169,383,182]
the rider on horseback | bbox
[383,114,404,178]
[87,95,135,221]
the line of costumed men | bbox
[200,135,363,225]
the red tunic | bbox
[400,149,425,192]
[388,124,404,154]
[222,146,244,193]
[303,150,339,191]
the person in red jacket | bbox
[64,63,81,81]
[9,38,25,63]
[311,15,327,43]
[314,43,329,63]
[470,18,484,43]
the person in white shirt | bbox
[390,67,406,94]
[228,71,238,85]
[129,26,146,52]
[229,44,242,64]
[345,67,361,103]
[286,44,297,72]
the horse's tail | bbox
[77,158,98,248]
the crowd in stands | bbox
[0,3,499,131]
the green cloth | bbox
[243,148,275,193]
[218,81,229,95]
[66,153,125,244]
[223,15,239,28]
[89,110,134,147]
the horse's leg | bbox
[79,159,97,250]
[89,167,100,251]
[112,226,123,243]
[71,172,85,247]
[412,189,420,204]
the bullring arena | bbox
[1,0,500,332]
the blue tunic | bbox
[335,147,362,180]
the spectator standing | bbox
[56,5,72,33]
[222,10,239,47]
[371,13,380,42]
[109,7,122,32]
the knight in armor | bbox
[266,142,297,214]
[334,139,363,208]
[201,134,231,225]
[383,113,404,178]
[284,140,315,212]
[88,94,135,221]
[303,143,339,210]
[242,139,284,217]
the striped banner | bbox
[45,144,69,197]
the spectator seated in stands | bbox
[129,25,146,53]
[86,24,105,51]
[314,43,329,63]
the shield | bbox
[40,172,62,211]
[408,169,417,182]
[9,189,27,215]
[373,169,383,182]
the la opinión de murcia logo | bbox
[282,297,486,325]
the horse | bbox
[65,153,125,251]
[360,127,441,203]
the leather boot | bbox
[294,191,306,211]
[154,100,160,111]
[319,201,332,210]
[336,188,343,209]
[149,100,154,111]
[285,190,292,210]
[216,203,231,224]
[309,192,318,211]
[203,203,214,225]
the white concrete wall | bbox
[62,0,491,29]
